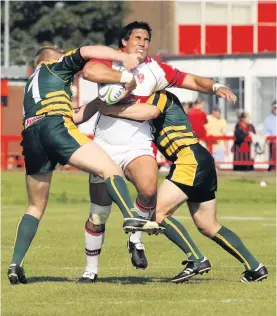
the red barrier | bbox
[1,135,276,171]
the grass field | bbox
[1,171,276,316]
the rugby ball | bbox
[98,83,126,105]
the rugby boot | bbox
[127,239,148,270]
[123,217,165,235]
[241,264,268,282]
[8,264,27,285]
[75,271,98,283]
[171,257,211,283]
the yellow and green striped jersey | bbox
[147,91,199,161]
[23,48,86,120]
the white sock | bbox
[84,225,105,274]
[129,200,156,244]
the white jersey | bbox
[88,57,186,145]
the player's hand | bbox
[216,87,237,104]
[125,77,137,92]
[122,53,140,70]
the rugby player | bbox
[77,21,193,282]
[76,21,240,283]
[7,45,162,285]
[100,90,268,283]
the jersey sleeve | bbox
[154,61,186,91]
[49,48,87,81]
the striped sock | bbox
[84,220,105,274]
[212,226,259,271]
[105,175,138,218]
[11,214,39,266]
[161,216,204,262]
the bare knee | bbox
[137,183,157,206]
[25,205,46,220]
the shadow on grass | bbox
[27,276,73,283]
[27,276,223,285]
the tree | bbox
[1,1,128,66]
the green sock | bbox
[161,216,204,262]
[212,226,259,271]
[11,214,39,266]
[105,175,138,218]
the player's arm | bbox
[82,61,137,95]
[73,98,102,125]
[55,46,139,78]
[156,61,237,103]
[98,102,161,121]
[80,46,140,70]
[180,74,237,103]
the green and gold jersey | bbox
[23,48,86,120]
[147,91,199,161]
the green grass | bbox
[1,171,276,316]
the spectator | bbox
[182,101,193,115]
[232,111,256,171]
[264,100,276,171]
[188,97,207,140]
[205,106,227,165]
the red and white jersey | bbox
[89,57,186,145]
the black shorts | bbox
[21,115,90,175]
[166,143,217,203]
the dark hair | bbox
[188,102,194,109]
[118,21,152,48]
[272,100,276,107]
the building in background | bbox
[126,0,277,130]
[2,0,277,138]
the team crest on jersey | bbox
[136,73,145,84]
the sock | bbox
[105,175,138,218]
[84,220,105,275]
[11,214,39,266]
[212,226,259,271]
[161,216,204,262]
[130,199,156,244]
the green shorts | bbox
[21,115,90,175]
[166,143,217,202]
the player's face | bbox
[122,29,150,63]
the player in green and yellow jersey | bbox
[100,90,268,283]
[8,45,163,285]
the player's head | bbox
[212,106,221,118]
[119,21,152,63]
[194,97,205,110]
[34,46,65,67]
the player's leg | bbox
[156,179,211,283]
[188,198,268,282]
[50,118,161,234]
[124,154,158,269]
[76,181,112,283]
[8,172,53,285]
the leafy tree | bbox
[1,1,128,65]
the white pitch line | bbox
[175,216,275,221]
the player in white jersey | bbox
[76,22,191,283]
[76,21,236,283]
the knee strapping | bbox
[89,203,112,225]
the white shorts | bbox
[89,138,155,184]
